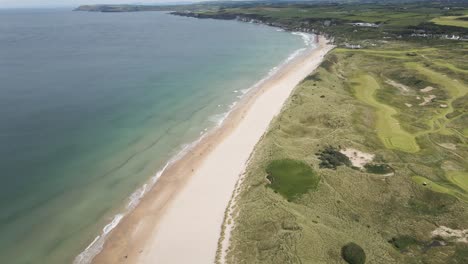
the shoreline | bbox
[87,35,332,264]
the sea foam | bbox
[292,32,316,47]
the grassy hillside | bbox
[197,2,468,264]
[222,41,468,264]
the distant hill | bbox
[75,0,466,12]
[74,5,171,12]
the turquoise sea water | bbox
[0,9,307,263]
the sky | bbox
[0,0,196,8]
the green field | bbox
[432,15,468,28]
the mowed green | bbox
[412,176,457,195]
[266,159,319,201]
[447,171,468,192]
[412,175,468,202]
[351,74,420,153]
[431,15,468,28]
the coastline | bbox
[87,35,333,264]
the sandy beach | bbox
[91,35,333,264]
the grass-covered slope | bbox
[222,42,468,263]
[432,15,468,28]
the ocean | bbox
[0,8,309,263]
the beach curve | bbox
[89,35,333,264]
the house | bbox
[350,22,379,28]
[344,43,362,49]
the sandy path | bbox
[92,36,333,264]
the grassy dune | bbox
[223,44,468,263]
[408,63,468,134]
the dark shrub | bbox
[388,235,420,250]
[364,164,393,174]
[304,73,322,82]
[316,146,352,169]
[341,242,366,264]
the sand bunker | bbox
[340,148,374,168]
[440,143,457,150]
[419,95,436,106]
[420,86,435,93]
[385,79,410,92]
[432,226,468,243]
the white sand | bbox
[419,95,436,106]
[421,86,434,92]
[440,143,457,150]
[340,148,374,168]
[130,37,334,264]
[385,79,410,92]
[432,226,468,243]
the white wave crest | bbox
[292,32,315,46]
[73,214,123,264]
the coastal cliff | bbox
[74,5,171,12]
[170,11,330,38]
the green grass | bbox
[412,176,456,195]
[266,159,320,201]
[388,235,421,251]
[351,74,420,153]
[431,15,468,28]
[412,175,468,202]
[453,245,468,263]
[429,60,468,75]
[408,63,467,99]
[446,171,468,192]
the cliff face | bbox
[74,5,170,12]
[170,11,239,20]
[170,11,326,37]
